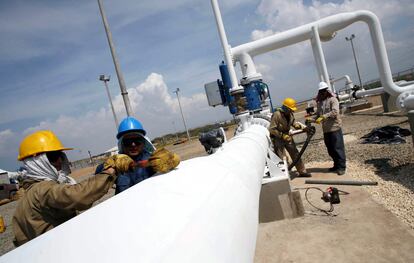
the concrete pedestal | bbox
[381,92,399,112]
[408,110,414,145]
[259,179,304,223]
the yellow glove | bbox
[149,148,180,173]
[103,154,135,174]
[282,134,292,142]
[293,123,302,130]
[315,116,325,124]
[305,117,314,124]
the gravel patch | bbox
[298,107,413,230]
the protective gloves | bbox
[293,123,302,130]
[282,134,292,142]
[103,154,135,174]
[305,117,314,125]
[148,148,180,173]
[315,116,325,124]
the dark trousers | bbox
[323,129,346,170]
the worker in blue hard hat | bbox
[96,117,180,194]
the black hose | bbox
[288,126,315,171]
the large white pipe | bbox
[354,87,384,98]
[231,10,414,100]
[332,75,354,95]
[1,125,270,263]
[310,26,331,89]
[338,86,384,101]
[210,0,241,92]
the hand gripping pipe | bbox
[230,10,414,110]
[0,125,270,263]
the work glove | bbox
[315,116,325,124]
[103,154,135,174]
[148,148,180,173]
[293,123,302,130]
[305,117,314,125]
[282,134,292,142]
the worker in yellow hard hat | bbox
[268,98,311,177]
[12,130,135,246]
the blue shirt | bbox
[95,152,155,194]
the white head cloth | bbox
[21,153,76,185]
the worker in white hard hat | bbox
[269,98,312,177]
[311,81,346,175]
[12,130,136,246]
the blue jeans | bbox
[323,129,346,170]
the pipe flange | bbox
[396,90,414,111]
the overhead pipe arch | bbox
[230,10,414,111]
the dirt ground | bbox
[1,105,413,260]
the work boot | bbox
[297,172,312,177]
[328,167,337,172]
[337,169,346,176]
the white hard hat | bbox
[318,81,329,90]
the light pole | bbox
[173,88,191,141]
[172,121,179,142]
[99,75,119,129]
[345,34,363,89]
[97,0,133,116]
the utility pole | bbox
[88,150,94,165]
[99,75,119,129]
[173,88,191,141]
[345,34,363,89]
[172,121,179,142]
[97,0,133,116]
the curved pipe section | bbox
[1,125,270,263]
[232,10,414,106]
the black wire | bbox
[295,186,348,215]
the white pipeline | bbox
[210,0,241,92]
[1,125,270,263]
[231,10,414,105]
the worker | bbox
[12,130,135,246]
[269,98,312,177]
[96,116,180,194]
[312,81,346,175]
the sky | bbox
[0,0,413,170]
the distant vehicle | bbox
[0,170,19,200]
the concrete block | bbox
[259,179,304,223]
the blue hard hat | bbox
[116,117,146,139]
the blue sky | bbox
[0,0,413,170]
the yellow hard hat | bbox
[282,97,297,111]
[18,130,73,161]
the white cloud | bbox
[251,29,275,41]
[246,0,414,104]
[256,0,414,31]
[0,129,14,147]
[16,73,230,164]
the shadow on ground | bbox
[349,112,406,118]
[365,158,414,193]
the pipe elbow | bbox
[354,10,379,24]
[397,90,414,111]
